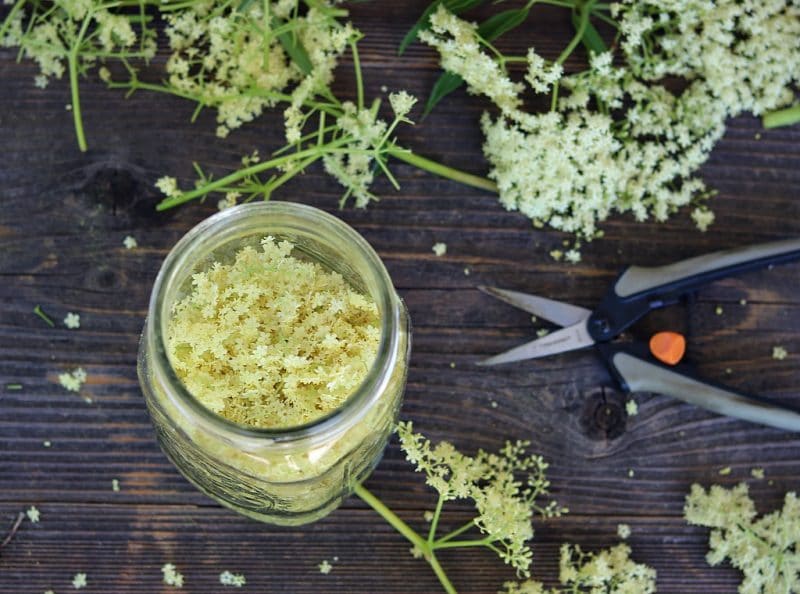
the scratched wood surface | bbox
[2,2,800,593]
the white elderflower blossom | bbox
[217,192,240,211]
[616,0,800,116]
[389,90,418,120]
[71,573,87,589]
[481,110,620,239]
[219,570,246,587]
[419,6,524,116]
[26,505,40,523]
[617,523,631,539]
[772,346,788,360]
[155,176,180,198]
[525,48,563,95]
[63,312,80,329]
[421,2,799,246]
[2,3,155,96]
[58,367,87,393]
[397,421,565,577]
[162,2,356,140]
[685,482,800,593]
[162,563,184,588]
[500,543,655,594]
[691,207,715,232]
[322,102,391,207]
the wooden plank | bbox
[1,0,799,592]
[0,505,743,594]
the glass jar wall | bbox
[137,202,410,526]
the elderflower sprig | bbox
[153,92,494,211]
[500,543,656,594]
[684,482,800,594]
[113,0,351,140]
[416,0,800,250]
[355,421,567,594]
[1,0,158,151]
[142,3,496,211]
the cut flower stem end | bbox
[763,103,800,129]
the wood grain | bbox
[1,1,800,593]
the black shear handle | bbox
[606,349,800,432]
[591,238,800,340]
[614,238,800,299]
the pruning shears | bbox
[479,239,800,432]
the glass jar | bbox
[137,202,410,526]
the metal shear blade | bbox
[477,286,591,327]
[477,286,594,366]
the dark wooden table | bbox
[2,3,799,593]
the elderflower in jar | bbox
[138,202,410,525]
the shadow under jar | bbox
[138,202,410,526]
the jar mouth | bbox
[147,202,401,442]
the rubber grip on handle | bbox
[614,238,800,298]
[611,352,800,432]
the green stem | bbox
[425,552,455,594]
[387,147,497,194]
[156,138,350,210]
[556,0,595,65]
[427,495,445,544]
[0,0,26,41]
[432,537,492,550]
[763,103,800,129]
[354,484,427,552]
[67,12,94,152]
[435,520,474,545]
[354,484,457,594]
[536,0,576,7]
[67,55,86,151]
[350,39,364,110]
[262,154,320,197]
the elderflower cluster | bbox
[161,563,184,588]
[323,102,389,207]
[322,92,417,207]
[615,0,800,116]
[58,367,87,392]
[397,421,565,576]
[219,570,247,587]
[499,543,656,594]
[419,8,523,115]
[685,482,800,594]
[163,1,356,140]
[420,2,800,244]
[166,236,380,429]
[0,1,154,89]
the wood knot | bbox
[78,164,172,228]
[580,387,627,440]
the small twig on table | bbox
[0,512,25,552]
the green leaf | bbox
[277,30,313,75]
[571,11,607,55]
[234,2,314,75]
[422,71,464,118]
[477,7,530,41]
[422,7,530,116]
[398,0,486,55]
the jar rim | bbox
[146,201,402,443]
